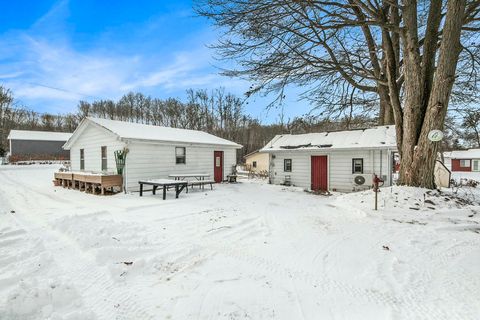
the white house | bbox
[260,126,397,192]
[63,117,242,192]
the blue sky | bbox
[0,0,311,123]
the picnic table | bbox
[168,173,214,190]
[138,179,188,200]
[168,173,210,181]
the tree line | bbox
[1,85,479,161]
[0,86,375,160]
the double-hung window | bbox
[284,159,292,172]
[460,159,471,168]
[176,147,186,164]
[80,149,85,170]
[352,158,364,174]
[101,146,107,171]
[472,160,479,172]
[253,161,257,168]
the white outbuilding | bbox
[260,126,398,192]
[63,117,242,192]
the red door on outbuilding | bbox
[311,156,328,191]
[214,151,224,183]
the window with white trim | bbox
[460,159,471,168]
[352,158,364,174]
[80,149,85,170]
[473,160,480,172]
[284,159,292,172]
[175,147,186,164]
[101,146,107,171]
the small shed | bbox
[63,117,242,192]
[243,150,269,173]
[7,130,72,162]
[260,126,397,192]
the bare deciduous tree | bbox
[196,0,480,188]
[460,108,480,147]
[1,84,381,164]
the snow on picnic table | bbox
[0,165,479,320]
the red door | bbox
[214,151,224,183]
[311,156,328,191]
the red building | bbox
[444,149,480,172]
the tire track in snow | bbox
[403,237,480,320]
[0,171,156,320]
[8,209,156,320]
[205,242,463,320]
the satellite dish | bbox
[428,130,444,142]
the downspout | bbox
[371,150,375,176]
[380,149,383,180]
[269,153,274,184]
[124,140,129,194]
[388,149,393,186]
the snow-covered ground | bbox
[0,165,479,320]
[451,171,480,183]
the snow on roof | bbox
[444,149,480,159]
[244,149,262,158]
[260,126,397,152]
[7,130,72,141]
[77,117,242,148]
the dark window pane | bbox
[175,147,186,164]
[101,146,107,170]
[80,149,85,170]
[352,158,363,174]
[284,159,292,172]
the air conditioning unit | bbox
[353,174,372,186]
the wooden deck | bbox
[54,172,122,195]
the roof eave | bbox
[261,145,397,152]
[121,137,243,149]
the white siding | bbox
[444,157,452,171]
[69,124,125,173]
[269,149,394,192]
[125,141,238,191]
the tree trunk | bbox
[399,0,467,188]
[378,86,394,125]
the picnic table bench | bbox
[168,173,210,181]
[227,174,237,183]
[169,173,214,191]
[188,179,215,190]
[138,179,187,200]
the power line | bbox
[25,82,106,101]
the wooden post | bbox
[373,174,384,211]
